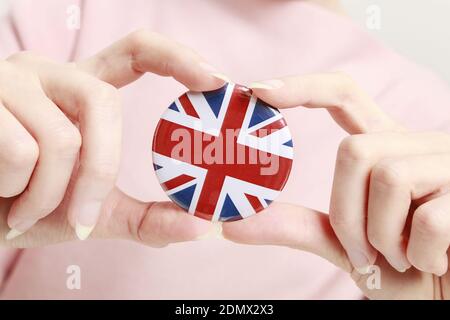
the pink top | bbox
[1,0,450,299]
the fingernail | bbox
[6,218,37,240]
[196,222,223,240]
[385,256,411,273]
[356,265,372,275]
[75,222,95,241]
[435,257,448,276]
[347,249,371,274]
[249,79,284,90]
[73,201,102,240]
[211,73,231,83]
[414,264,444,276]
[435,267,448,277]
[198,62,230,83]
[5,228,24,241]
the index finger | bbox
[249,72,404,134]
[249,72,403,273]
[77,29,227,90]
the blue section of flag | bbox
[264,199,273,205]
[283,139,293,147]
[168,102,179,112]
[169,184,196,211]
[249,99,276,128]
[153,164,162,171]
[220,194,242,221]
[203,84,227,118]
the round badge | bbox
[152,83,293,222]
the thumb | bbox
[93,187,218,247]
[222,202,352,273]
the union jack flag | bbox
[152,83,293,221]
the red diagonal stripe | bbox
[245,193,263,212]
[249,119,285,137]
[162,174,195,191]
[179,94,200,118]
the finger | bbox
[1,187,218,248]
[368,154,450,273]
[222,202,352,272]
[77,29,227,89]
[7,53,123,240]
[1,81,80,239]
[42,69,122,240]
[331,132,450,271]
[1,59,74,236]
[407,193,450,276]
[92,187,217,247]
[0,103,38,197]
[249,72,402,134]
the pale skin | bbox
[0,29,227,243]
[1,28,450,299]
[225,75,450,299]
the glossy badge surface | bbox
[152,83,293,222]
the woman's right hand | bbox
[223,73,450,299]
[0,30,225,247]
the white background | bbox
[1,0,450,84]
[341,0,450,84]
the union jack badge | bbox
[152,83,293,221]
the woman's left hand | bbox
[223,73,450,299]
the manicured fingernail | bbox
[211,73,231,83]
[75,222,95,241]
[6,218,37,240]
[73,201,102,240]
[435,257,448,276]
[198,62,230,83]
[5,228,24,241]
[414,264,444,276]
[356,265,372,275]
[196,222,223,240]
[347,249,371,274]
[385,256,411,273]
[435,267,448,277]
[249,79,284,90]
